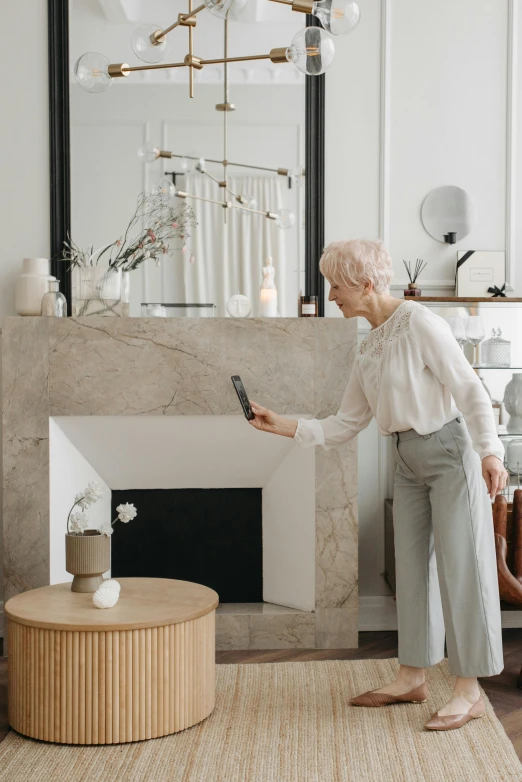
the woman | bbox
[249,238,509,732]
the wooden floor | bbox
[1,630,522,756]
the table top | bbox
[5,577,219,632]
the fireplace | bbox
[2,317,358,650]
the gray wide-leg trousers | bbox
[391,416,504,677]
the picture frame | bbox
[455,251,506,297]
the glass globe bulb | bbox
[312,0,360,36]
[181,153,205,172]
[74,52,112,93]
[158,179,176,202]
[203,0,249,20]
[239,194,257,215]
[276,209,296,230]
[137,143,160,163]
[286,27,335,76]
[131,24,169,64]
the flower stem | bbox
[67,496,85,534]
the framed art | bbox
[455,251,506,297]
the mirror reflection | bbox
[69,0,309,316]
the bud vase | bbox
[65,530,110,592]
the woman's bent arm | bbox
[294,361,373,449]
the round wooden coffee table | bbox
[5,577,218,745]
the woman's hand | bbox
[482,455,509,499]
[248,401,298,438]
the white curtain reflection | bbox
[167,173,287,316]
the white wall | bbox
[0,1,49,316]
[326,0,521,600]
[49,419,112,585]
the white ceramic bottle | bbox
[15,258,56,316]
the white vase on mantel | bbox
[15,258,56,316]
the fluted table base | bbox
[8,611,215,744]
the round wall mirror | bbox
[421,185,477,243]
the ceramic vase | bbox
[503,373,522,434]
[65,530,110,593]
[15,258,56,316]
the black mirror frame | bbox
[48,1,325,316]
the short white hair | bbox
[319,239,394,294]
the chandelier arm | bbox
[223,19,228,222]
[177,190,278,220]
[121,61,188,73]
[176,191,230,208]
[110,52,285,78]
[188,0,195,97]
[229,202,279,219]
[200,53,273,65]
[153,4,206,41]
[268,0,314,10]
[200,165,249,204]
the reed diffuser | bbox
[403,258,427,297]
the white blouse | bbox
[294,299,505,462]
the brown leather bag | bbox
[494,491,522,606]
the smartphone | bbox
[231,375,255,421]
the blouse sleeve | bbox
[294,359,373,449]
[408,306,505,462]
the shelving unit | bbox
[420,299,522,503]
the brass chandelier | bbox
[74,0,360,222]
[137,18,303,226]
[74,0,361,97]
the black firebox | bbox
[111,488,262,602]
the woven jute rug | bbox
[0,658,520,782]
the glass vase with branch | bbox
[59,190,197,316]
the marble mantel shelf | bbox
[1,317,358,651]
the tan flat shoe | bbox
[424,696,485,730]
[349,682,428,707]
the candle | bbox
[260,256,278,317]
[260,288,278,317]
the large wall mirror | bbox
[49,0,325,317]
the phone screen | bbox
[231,375,255,420]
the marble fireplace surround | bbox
[2,317,358,650]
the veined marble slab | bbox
[2,317,358,650]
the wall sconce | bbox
[421,186,477,244]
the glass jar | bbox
[299,295,318,317]
[483,328,511,367]
[506,438,522,476]
[141,303,167,317]
[141,303,216,318]
[41,280,67,317]
[404,282,421,297]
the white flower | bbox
[116,503,137,523]
[99,521,114,537]
[74,492,90,509]
[83,481,104,506]
[69,512,90,534]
